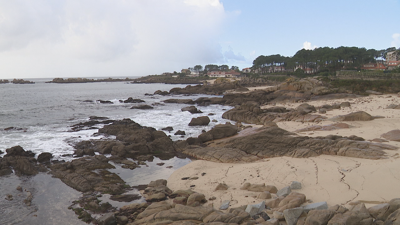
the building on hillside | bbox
[207,70,241,78]
[387,61,400,70]
[242,67,251,73]
[294,65,316,74]
[361,63,386,71]
[387,51,399,62]
[181,69,191,74]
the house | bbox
[294,65,316,74]
[361,63,386,71]
[387,61,400,70]
[207,70,241,78]
[242,67,251,73]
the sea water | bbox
[0,78,232,160]
[0,78,232,224]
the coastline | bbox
[168,92,400,210]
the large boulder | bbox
[189,116,210,126]
[198,123,238,142]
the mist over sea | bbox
[0,78,232,160]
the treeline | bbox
[184,64,240,74]
[253,46,399,74]
[0,79,35,84]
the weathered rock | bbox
[174,130,186,136]
[304,209,335,225]
[121,97,145,103]
[161,126,173,132]
[153,90,169,96]
[277,192,306,212]
[303,201,328,212]
[37,152,53,163]
[186,193,207,206]
[220,200,231,210]
[258,191,272,199]
[176,126,396,163]
[384,208,400,225]
[277,186,292,197]
[331,111,374,121]
[368,203,390,220]
[245,201,265,216]
[283,207,304,225]
[188,116,210,126]
[145,193,166,202]
[214,183,229,191]
[240,183,278,193]
[381,130,400,142]
[96,212,116,225]
[130,105,154,110]
[327,203,373,225]
[170,189,195,198]
[266,197,285,209]
[181,106,203,114]
[173,196,187,205]
[163,99,195,104]
[290,181,302,190]
[198,123,238,142]
[296,103,316,114]
[295,123,350,132]
[340,101,351,108]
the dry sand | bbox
[168,93,400,209]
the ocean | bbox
[0,78,232,224]
[0,78,232,160]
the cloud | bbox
[223,46,245,62]
[0,0,229,78]
[392,33,400,48]
[302,41,317,50]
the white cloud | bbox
[0,0,229,78]
[392,33,400,48]
[302,41,317,50]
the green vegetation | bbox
[328,79,400,94]
[252,46,399,75]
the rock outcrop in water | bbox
[0,146,46,176]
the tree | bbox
[230,66,239,71]
[194,65,203,73]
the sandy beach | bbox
[168,92,400,210]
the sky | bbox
[0,0,399,79]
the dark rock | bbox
[110,194,141,202]
[189,116,210,126]
[5,146,35,157]
[97,100,113,104]
[161,127,173,132]
[37,152,53,163]
[121,97,145,103]
[181,106,203,114]
[174,130,186,135]
[96,212,116,225]
[130,105,154,110]
[163,99,195,104]
[154,90,169,96]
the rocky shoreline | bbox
[2,77,400,224]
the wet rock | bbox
[96,212,116,225]
[97,100,113,104]
[163,99,195,104]
[109,194,141,202]
[161,127,173,132]
[5,194,13,201]
[174,130,186,135]
[188,116,210,126]
[130,105,154,110]
[181,106,203,114]
[37,152,53,163]
[153,90,169,96]
[4,145,35,157]
[121,97,145,103]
